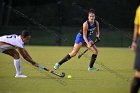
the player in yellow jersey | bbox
[131,5,140,93]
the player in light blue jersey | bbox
[54,9,100,71]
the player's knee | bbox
[70,51,77,57]
[92,49,98,55]
[72,53,77,57]
[13,53,20,59]
[95,50,98,55]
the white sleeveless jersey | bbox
[0,34,24,48]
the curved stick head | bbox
[61,72,65,77]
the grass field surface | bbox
[0,46,136,93]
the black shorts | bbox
[134,36,140,71]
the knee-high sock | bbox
[89,54,97,68]
[14,59,21,75]
[130,77,140,93]
[58,54,71,65]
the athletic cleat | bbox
[54,63,60,70]
[88,67,99,71]
[15,74,27,78]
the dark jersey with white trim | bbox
[80,20,96,36]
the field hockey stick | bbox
[38,65,65,77]
[78,38,100,59]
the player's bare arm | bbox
[18,47,38,67]
[132,24,139,52]
[83,22,91,48]
[95,21,100,38]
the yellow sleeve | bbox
[134,6,140,25]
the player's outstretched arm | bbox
[131,24,139,52]
[18,48,39,67]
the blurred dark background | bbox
[0,0,139,47]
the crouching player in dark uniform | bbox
[54,9,100,71]
[131,5,140,93]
